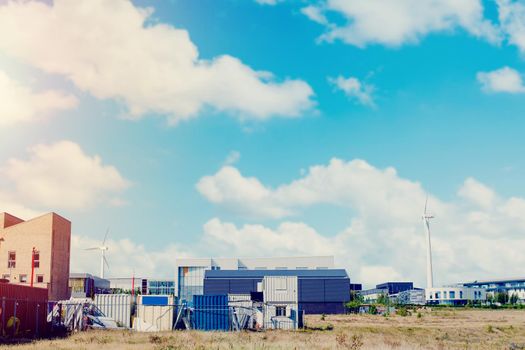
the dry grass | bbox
[2,308,525,349]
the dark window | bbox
[19,274,27,283]
[37,275,44,283]
[275,306,286,317]
[8,251,15,268]
[33,251,40,268]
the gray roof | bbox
[205,268,349,279]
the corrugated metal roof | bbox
[205,269,349,279]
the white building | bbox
[174,256,334,302]
[262,276,299,330]
[426,286,486,305]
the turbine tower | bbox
[85,228,110,279]
[422,197,434,289]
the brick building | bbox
[0,212,71,300]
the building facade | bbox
[360,282,415,303]
[462,278,525,302]
[203,268,350,314]
[425,286,486,305]
[175,256,334,302]
[69,273,110,298]
[0,212,71,300]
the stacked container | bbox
[192,294,229,331]
[135,295,174,331]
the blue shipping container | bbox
[192,295,229,331]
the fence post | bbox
[13,300,17,337]
[36,303,40,337]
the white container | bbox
[135,295,174,331]
[228,294,252,308]
[95,294,133,328]
[263,303,298,330]
[263,276,298,303]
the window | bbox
[36,275,44,283]
[460,291,463,299]
[275,306,286,317]
[19,274,27,283]
[449,291,456,299]
[296,267,308,270]
[2,274,9,280]
[8,251,15,268]
[33,251,40,268]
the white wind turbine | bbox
[422,196,434,289]
[85,228,110,279]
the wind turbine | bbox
[85,228,110,279]
[422,196,434,289]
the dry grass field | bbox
[2,308,525,349]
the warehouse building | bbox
[0,212,71,300]
[203,268,350,314]
[69,273,110,298]
[426,286,486,305]
[360,281,414,303]
[175,256,334,302]
[462,278,525,302]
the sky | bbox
[1,0,525,288]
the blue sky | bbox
[2,0,525,287]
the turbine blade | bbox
[424,195,428,215]
[102,227,110,245]
[84,247,99,251]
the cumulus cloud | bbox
[497,0,525,54]
[302,0,501,47]
[1,140,130,210]
[0,70,77,126]
[477,66,525,93]
[71,234,187,278]
[0,0,314,125]
[329,75,375,106]
[196,158,525,287]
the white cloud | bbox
[1,140,130,210]
[0,70,77,126]
[223,150,241,166]
[70,234,187,278]
[302,0,501,47]
[328,75,375,106]
[197,158,525,287]
[255,0,282,5]
[458,177,496,209]
[0,0,314,125]
[301,5,329,25]
[497,0,525,54]
[477,66,525,93]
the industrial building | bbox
[203,268,350,314]
[426,286,486,305]
[462,278,525,302]
[69,273,110,298]
[360,282,414,303]
[107,277,175,295]
[175,256,334,302]
[0,212,71,300]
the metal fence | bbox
[0,297,49,339]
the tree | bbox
[496,291,509,304]
[510,293,519,305]
[376,292,389,306]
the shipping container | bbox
[95,294,133,328]
[192,294,229,331]
[135,295,174,331]
[263,276,298,303]
[263,303,298,330]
